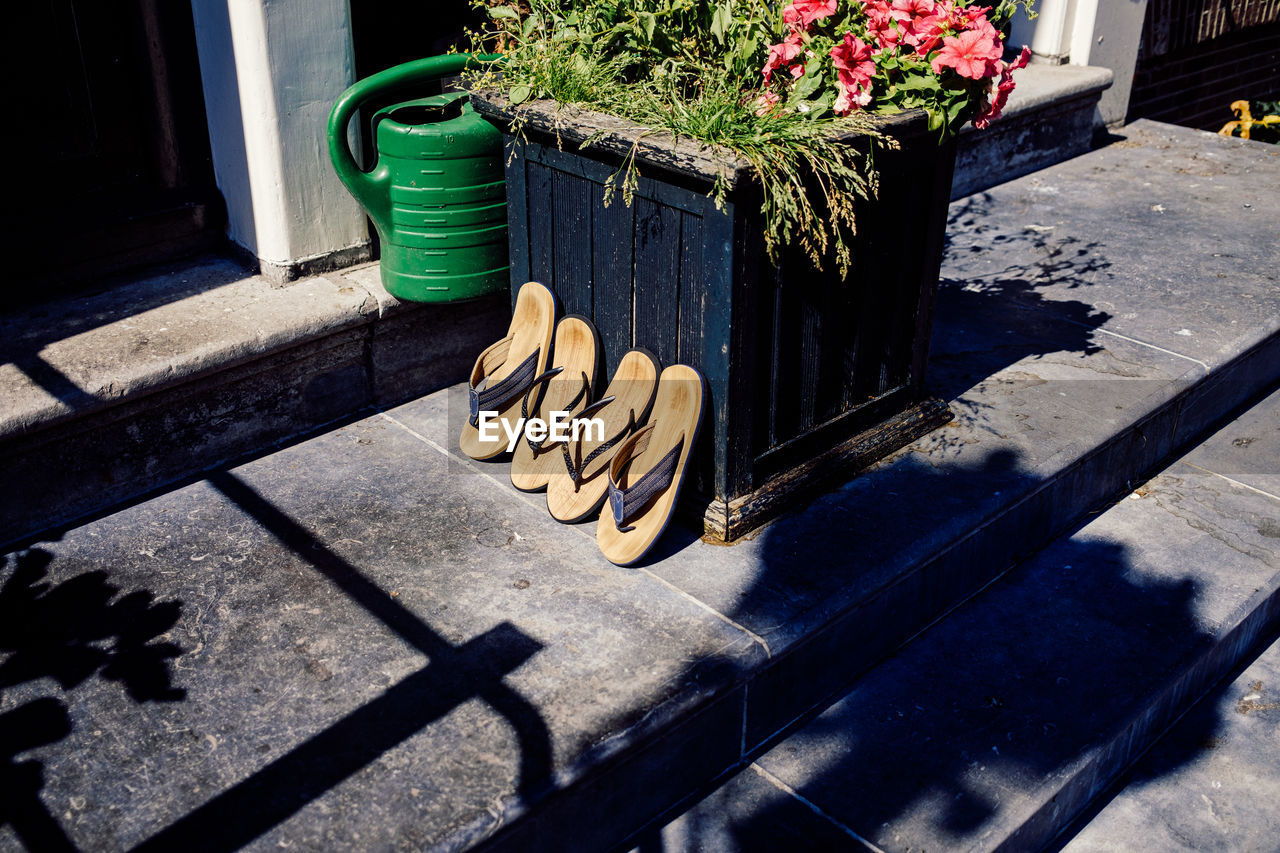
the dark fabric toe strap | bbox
[522,368,591,454]
[608,424,684,533]
[560,401,633,490]
[467,336,540,427]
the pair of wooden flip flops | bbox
[459,281,703,566]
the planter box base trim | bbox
[690,396,953,541]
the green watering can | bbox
[328,54,508,303]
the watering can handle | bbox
[327,53,503,222]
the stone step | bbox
[952,63,1113,200]
[638,384,1280,852]
[1,120,1277,853]
[0,62,1108,553]
[0,257,507,549]
[1061,626,1280,852]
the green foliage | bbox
[468,0,884,272]
[465,0,1034,271]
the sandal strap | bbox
[522,369,591,453]
[560,406,635,489]
[608,424,685,533]
[468,336,541,427]
[520,366,564,439]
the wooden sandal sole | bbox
[459,281,556,460]
[546,349,660,523]
[596,364,704,566]
[510,315,601,492]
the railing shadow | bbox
[1,471,555,852]
[129,472,552,851]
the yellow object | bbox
[1219,100,1280,139]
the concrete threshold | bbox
[0,257,507,548]
[1,121,1277,852]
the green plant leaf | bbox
[712,4,732,45]
[509,84,532,105]
[488,6,519,20]
[791,63,824,101]
[638,11,657,43]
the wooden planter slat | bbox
[473,93,954,539]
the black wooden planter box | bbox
[472,94,955,540]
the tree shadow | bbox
[634,189,1238,848]
[741,531,1224,850]
[0,548,186,851]
[927,193,1114,406]
[1043,619,1280,852]
[644,487,1238,851]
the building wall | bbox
[1128,0,1280,130]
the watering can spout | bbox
[327,53,509,303]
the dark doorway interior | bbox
[1,0,223,307]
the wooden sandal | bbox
[459,281,557,460]
[510,315,603,492]
[596,364,704,566]
[546,349,661,523]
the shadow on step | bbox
[638,518,1230,851]
[0,471,556,852]
[0,255,255,421]
[633,197,1244,849]
[0,548,185,850]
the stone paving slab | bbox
[0,257,509,547]
[943,121,1280,372]
[1062,631,1280,853]
[734,389,1280,853]
[952,63,1112,200]
[628,764,870,853]
[1181,385,1280,499]
[0,413,763,851]
[0,257,367,438]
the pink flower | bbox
[755,91,783,116]
[958,3,993,25]
[974,45,1030,128]
[865,3,901,50]
[830,33,876,114]
[890,0,936,22]
[887,0,950,55]
[930,27,1002,79]
[783,0,839,28]
[830,32,876,89]
[963,16,1003,56]
[834,84,873,114]
[905,11,948,55]
[762,32,805,84]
